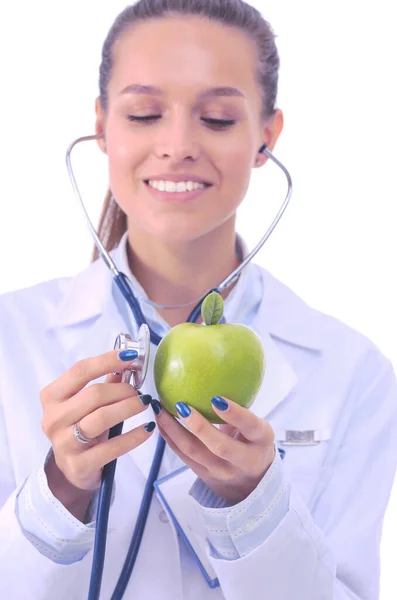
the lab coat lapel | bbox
[249,327,298,419]
[48,265,127,374]
[248,301,298,419]
[246,267,323,420]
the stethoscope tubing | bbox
[88,277,211,600]
[65,136,293,311]
[83,217,214,600]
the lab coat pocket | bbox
[275,428,333,510]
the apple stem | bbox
[201,291,224,325]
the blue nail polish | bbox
[140,394,152,406]
[144,421,156,433]
[175,402,191,418]
[151,399,162,415]
[118,349,138,361]
[211,396,228,411]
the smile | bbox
[146,180,211,193]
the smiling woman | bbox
[0,1,397,600]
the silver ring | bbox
[72,422,94,444]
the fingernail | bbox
[118,349,138,361]
[211,396,228,411]
[139,393,152,406]
[144,421,156,433]
[176,402,191,418]
[151,399,162,415]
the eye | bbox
[202,118,236,129]
[127,115,236,129]
[127,115,161,123]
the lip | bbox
[144,173,213,185]
[144,180,211,204]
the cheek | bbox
[106,134,147,209]
[223,150,253,198]
[105,120,147,175]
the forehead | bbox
[109,15,259,96]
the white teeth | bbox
[148,180,207,192]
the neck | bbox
[126,218,241,325]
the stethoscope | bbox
[65,134,292,599]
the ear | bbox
[95,97,107,154]
[255,109,284,168]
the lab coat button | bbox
[159,510,169,523]
[242,517,257,533]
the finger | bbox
[66,381,151,423]
[157,424,209,479]
[42,349,141,403]
[219,424,241,440]
[104,372,122,384]
[76,394,151,441]
[155,405,226,469]
[85,422,156,470]
[171,402,253,468]
[211,397,274,446]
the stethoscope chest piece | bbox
[114,324,151,388]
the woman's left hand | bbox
[153,397,275,505]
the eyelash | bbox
[127,115,236,129]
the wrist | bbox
[45,453,96,522]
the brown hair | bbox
[92,0,280,261]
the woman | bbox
[0,1,396,598]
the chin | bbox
[141,215,224,245]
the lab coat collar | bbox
[46,230,250,330]
[46,235,323,352]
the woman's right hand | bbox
[40,349,155,518]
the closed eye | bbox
[127,115,236,128]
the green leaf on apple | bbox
[201,291,224,325]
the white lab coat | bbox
[0,253,397,600]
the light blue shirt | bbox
[16,232,288,564]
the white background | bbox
[0,1,396,596]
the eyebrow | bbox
[119,84,245,99]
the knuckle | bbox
[262,420,275,441]
[92,407,108,432]
[251,424,265,442]
[72,359,90,381]
[40,385,52,407]
[41,415,54,438]
[215,465,235,481]
[41,405,59,438]
[213,442,231,460]
[86,383,104,407]
[193,421,206,436]
[183,442,199,459]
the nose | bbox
[154,113,200,163]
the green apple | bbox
[154,291,265,424]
